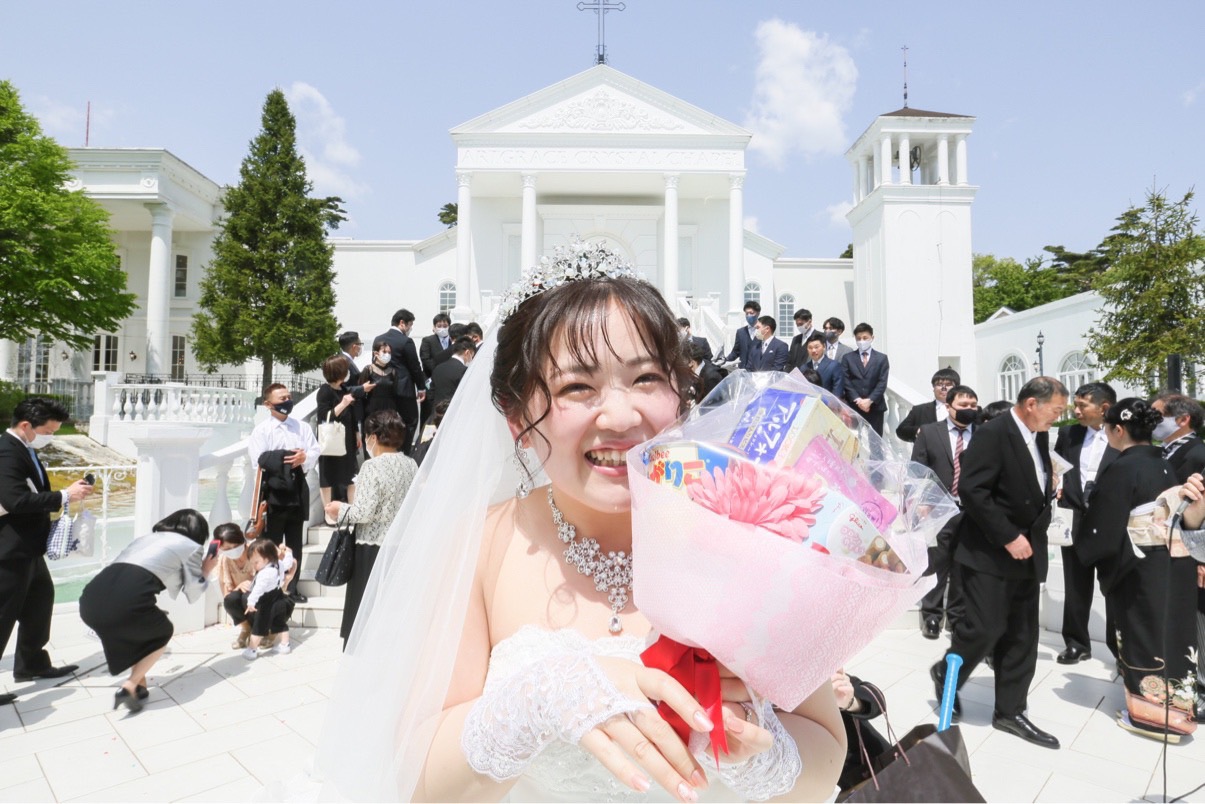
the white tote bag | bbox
[318,412,347,457]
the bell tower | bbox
[845,108,977,395]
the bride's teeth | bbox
[587,449,625,466]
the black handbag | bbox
[841,684,985,803]
[315,511,355,586]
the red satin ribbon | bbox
[640,636,729,765]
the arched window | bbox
[777,293,796,336]
[1059,351,1096,393]
[438,281,456,313]
[743,281,761,310]
[998,354,1028,403]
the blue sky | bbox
[3,1,1202,262]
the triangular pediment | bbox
[452,65,750,141]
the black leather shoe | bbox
[992,713,1060,748]
[136,685,149,701]
[930,661,961,719]
[113,688,144,714]
[287,591,308,604]
[984,654,995,671]
[921,615,942,640]
[13,664,78,682]
[0,693,16,706]
[1056,646,1091,665]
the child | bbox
[242,538,297,659]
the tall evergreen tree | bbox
[1088,187,1205,393]
[193,89,346,391]
[0,80,135,347]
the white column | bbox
[144,203,174,378]
[937,135,950,185]
[663,174,680,309]
[727,173,745,322]
[520,173,537,273]
[856,157,867,202]
[871,149,881,189]
[0,339,12,382]
[454,171,473,320]
[955,135,968,185]
[880,135,893,185]
[898,135,911,185]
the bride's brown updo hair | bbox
[491,276,692,450]
[1103,397,1163,442]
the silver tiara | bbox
[497,238,645,322]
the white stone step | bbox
[297,568,346,600]
[291,595,344,629]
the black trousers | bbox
[223,590,250,625]
[920,514,965,627]
[0,555,54,676]
[396,395,419,455]
[946,563,1040,716]
[856,407,885,436]
[1060,544,1116,656]
[264,506,304,594]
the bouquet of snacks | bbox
[631,370,957,738]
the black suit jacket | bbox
[0,432,64,561]
[840,350,890,411]
[689,335,713,363]
[725,326,757,369]
[896,400,941,443]
[1054,424,1119,530]
[800,356,844,398]
[428,358,467,412]
[419,333,453,380]
[696,361,724,401]
[911,420,971,494]
[379,328,425,399]
[1165,434,1205,484]
[953,412,1054,581]
[747,337,789,372]
[785,328,820,372]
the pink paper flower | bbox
[685,461,826,542]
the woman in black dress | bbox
[359,336,399,417]
[316,354,364,510]
[1077,398,1198,739]
[79,509,218,713]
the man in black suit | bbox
[931,376,1068,749]
[337,331,363,380]
[912,384,979,639]
[428,338,475,414]
[724,300,762,370]
[840,323,890,435]
[1151,391,1205,720]
[798,334,844,398]
[785,308,819,372]
[419,313,453,382]
[1053,382,1118,665]
[378,309,426,455]
[746,316,789,372]
[676,318,713,364]
[822,317,854,363]
[896,368,961,442]
[0,398,94,703]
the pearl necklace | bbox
[548,488,633,634]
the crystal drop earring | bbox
[513,446,532,499]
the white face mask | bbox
[376,352,391,366]
[434,327,449,339]
[1152,417,1179,441]
[221,544,245,559]
[29,432,53,449]
[857,339,873,354]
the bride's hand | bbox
[579,656,710,802]
[714,663,775,764]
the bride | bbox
[317,242,845,802]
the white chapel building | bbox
[0,64,1116,435]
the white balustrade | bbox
[107,384,257,426]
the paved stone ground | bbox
[1,605,1202,802]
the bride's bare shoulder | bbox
[479,494,542,588]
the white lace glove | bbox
[461,650,653,781]
[690,698,802,801]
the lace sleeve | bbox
[692,699,802,802]
[461,650,652,781]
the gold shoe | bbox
[233,622,251,649]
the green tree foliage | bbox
[438,202,458,227]
[192,89,346,390]
[1088,187,1205,393]
[0,80,135,348]
[1041,244,1110,294]
[839,243,852,259]
[971,253,1067,323]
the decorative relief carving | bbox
[521,174,538,188]
[663,174,679,190]
[140,176,158,189]
[459,148,743,171]
[64,178,83,190]
[729,174,745,190]
[517,89,685,132]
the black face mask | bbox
[953,408,978,426]
[825,331,839,343]
[271,400,295,417]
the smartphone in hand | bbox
[205,539,221,560]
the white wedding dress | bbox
[471,625,796,803]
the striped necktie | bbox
[952,428,964,498]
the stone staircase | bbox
[291,523,347,629]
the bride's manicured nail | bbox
[725,708,744,734]
[690,769,708,789]
[632,774,651,792]
[677,781,699,802]
[692,710,713,730]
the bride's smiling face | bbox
[524,302,680,515]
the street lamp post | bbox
[1035,331,1046,376]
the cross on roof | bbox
[577,0,625,65]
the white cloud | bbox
[743,19,858,168]
[1183,79,1205,106]
[743,215,760,233]
[29,96,114,145]
[824,200,853,228]
[285,82,368,199]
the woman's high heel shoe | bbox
[114,687,144,714]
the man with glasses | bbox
[897,368,962,443]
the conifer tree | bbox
[193,89,345,391]
[0,80,135,347]
[1088,187,1205,392]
